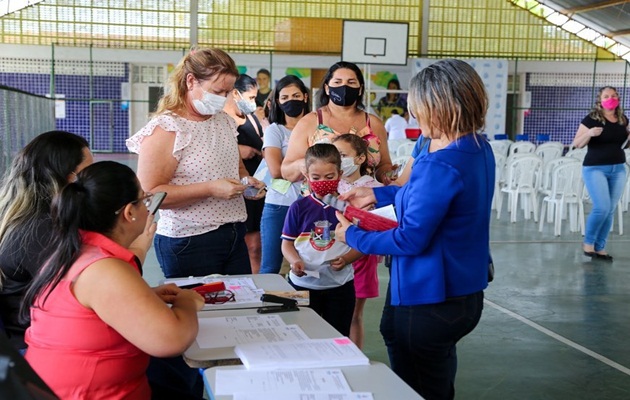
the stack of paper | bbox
[213,368,373,400]
[234,337,370,370]
[196,315,309,349]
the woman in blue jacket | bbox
[335,59,495,400]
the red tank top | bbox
[25,231,150,400]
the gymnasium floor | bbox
[100,153,630,399]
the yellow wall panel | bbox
[275,17,342,53]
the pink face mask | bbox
[601,97,619,110]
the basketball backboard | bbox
[342,20,409,66]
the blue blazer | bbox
[346,134,495,306]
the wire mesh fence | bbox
[0,85,55,177]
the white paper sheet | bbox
[215,368,351,395]
[234,337,370,370]
[196,315,308,349]
[369,205,398,222]
[233,393,374,400]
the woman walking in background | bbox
[572,86,629,261]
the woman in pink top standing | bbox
[126,48,265,279]
[22,161,204,400]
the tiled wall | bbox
[523,73,630,145]
[0,61,129,152]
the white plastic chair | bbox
[535,142,564,166]
[489,140,511,158]
[491,153,506,211]
[539,161,584,236]
[395,141,416,158]
[496,154,542,223]
[508,141,536,156]
[565,147,587,162]
[388,139,409,157]
[538,157,581,222]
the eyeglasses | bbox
[204,290,236,304]
[114,193,154,215]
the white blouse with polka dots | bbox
[127,112,247,238]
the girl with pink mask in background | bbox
[572,86,630,261]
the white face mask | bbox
[192,88,227,116]
[341,156,359,177]
[236,91,257,115]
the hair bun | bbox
[69,180,87,194]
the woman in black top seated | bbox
[0,131,93,350]
[572,86,629,261]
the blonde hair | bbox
[589,86,627,126]
[154,48,239,116]
[409,59,487,141]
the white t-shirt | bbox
[126,112,246,238]
[261,123,302,207]
[385,114,409,140]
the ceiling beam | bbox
[608,28,630,37]
[562,0,629,15]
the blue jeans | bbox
[384,291,484,400]
[154,222,251,278]
[260,203,289,274]
[583,164,626,251]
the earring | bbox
[131,217,136,221]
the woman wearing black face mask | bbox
[282,61,395,185]
[224,73,266,273]
[259,75,311,274]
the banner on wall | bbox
[412,59,507,136]
[236,66,312,89]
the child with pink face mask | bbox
[281,143,363,336]
[332,134,383,349]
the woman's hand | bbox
[338,187,376,209]
[290,259,307,277]
[152,283,182,304]
[329,255,347,271]
[334,211,353,243]
[128,214,157,265]
[379,164,401,185]
[242,176,267,200]
[174,289,206,311]
[239,144,262,160]
[589,127,603,137]
[210,178,248,200]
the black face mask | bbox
[279,99,305,117]
[328,85,361,107]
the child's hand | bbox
[329,256,347,271]
[290,260,307,277]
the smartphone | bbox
[147,192,167,215]
[243,186,266,197]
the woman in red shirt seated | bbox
[21,161,205,400]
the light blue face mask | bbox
[236,91,257,115]
[341,156,359,177]
[192,87,227,115]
